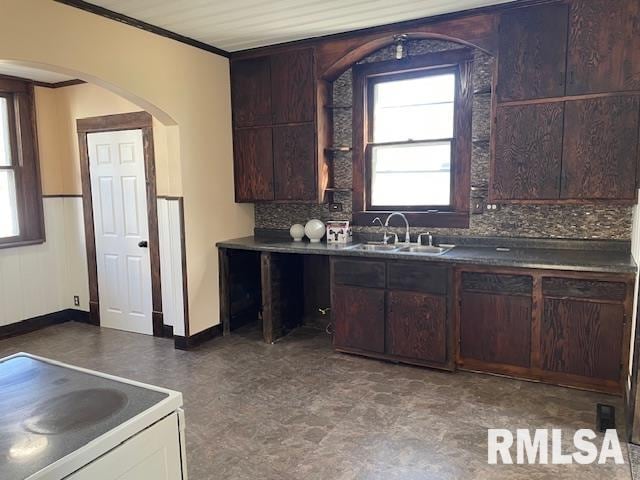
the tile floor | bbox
[0,322,634,479]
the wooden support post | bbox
[218,248,231,336]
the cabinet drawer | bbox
[461,272,532,295]
[542,277,626,302]
[332,259,385,288]
[387,262,448,294]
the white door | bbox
[88,130,153,335]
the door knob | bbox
[138,240,148,248]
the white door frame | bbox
[77,112,164,337]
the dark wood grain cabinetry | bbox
[331,258,453,369]
[567,0,640,95]
[231,57,272,128]
[457,268,633,394]
[541,298,624,381]
[561,96,640,200]
[492,103,564,200]
[333,285,385,353]
[270,50,315,124]
[493,0,640,204]
[231,48,319,202]
[273,124,317,201]
[540,277,627,382]
[497,3,568,101]
[233,127,274,201]
[459,272,532,367]
[386,290,446,363]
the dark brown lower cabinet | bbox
[459,291,532,367]
[541,298,625,381]
[331,258,451,369]
[386,290,446,364]
[457,269,632,395]
[332,285,385,353]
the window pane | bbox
[373,72,455,143]
[371,142,451,207]
[375,73,455,107]
[0,97,12,167]
[0,170,19,238]
[373,103,454,142]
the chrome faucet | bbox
[384,212,410,244]
[371,217,397,244]
[417,232,433,246]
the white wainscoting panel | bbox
[63,197,90,312]
[0,198,65,325]
[158,198,186,336]
[1,196,187,337]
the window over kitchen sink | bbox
[352,49,474,228]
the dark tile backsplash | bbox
[254,39,633,240]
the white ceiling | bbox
[0,63,76,83]
[86,0,515,52]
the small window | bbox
[369,70,456,209]
[0,96,20,239]
[352,49,473,228]
[0,77,44,247]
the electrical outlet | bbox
[73,296,80,307]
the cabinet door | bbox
[332,285,384,353]
[386,290,446,364]
[561,96,639,200]
[492,103,564,200]
[270,48,315,124]
[497,3,568,101]
[231,57,272,127]
[273,124,316,201]
[541,298,624,381]
[233,127,274,202]
[567,0,640,95]
[460,291,531,367]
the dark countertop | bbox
[216,236,637,274]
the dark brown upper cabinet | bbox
[497,3,569,101]
[233,127,274,202]
[492,103,564,200]
[273,124,316,201]
[231,48,319,203]
[567,0,640,95]
[270,49,315,124]
[231,49,315,127]
[561,96,640,200]
[231,57,272,128]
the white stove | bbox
[0,353,187,480]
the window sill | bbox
[352,211,469,228]
[0,238,45,250]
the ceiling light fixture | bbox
[394,34,409,60]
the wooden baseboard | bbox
[174,324,223,350]
[162,324,174,338]
[0,309,90,340]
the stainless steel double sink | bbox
[347,242,454,255]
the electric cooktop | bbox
[0,354,169,480]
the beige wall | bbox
[35,83,176,196]
[3,0,254,335]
